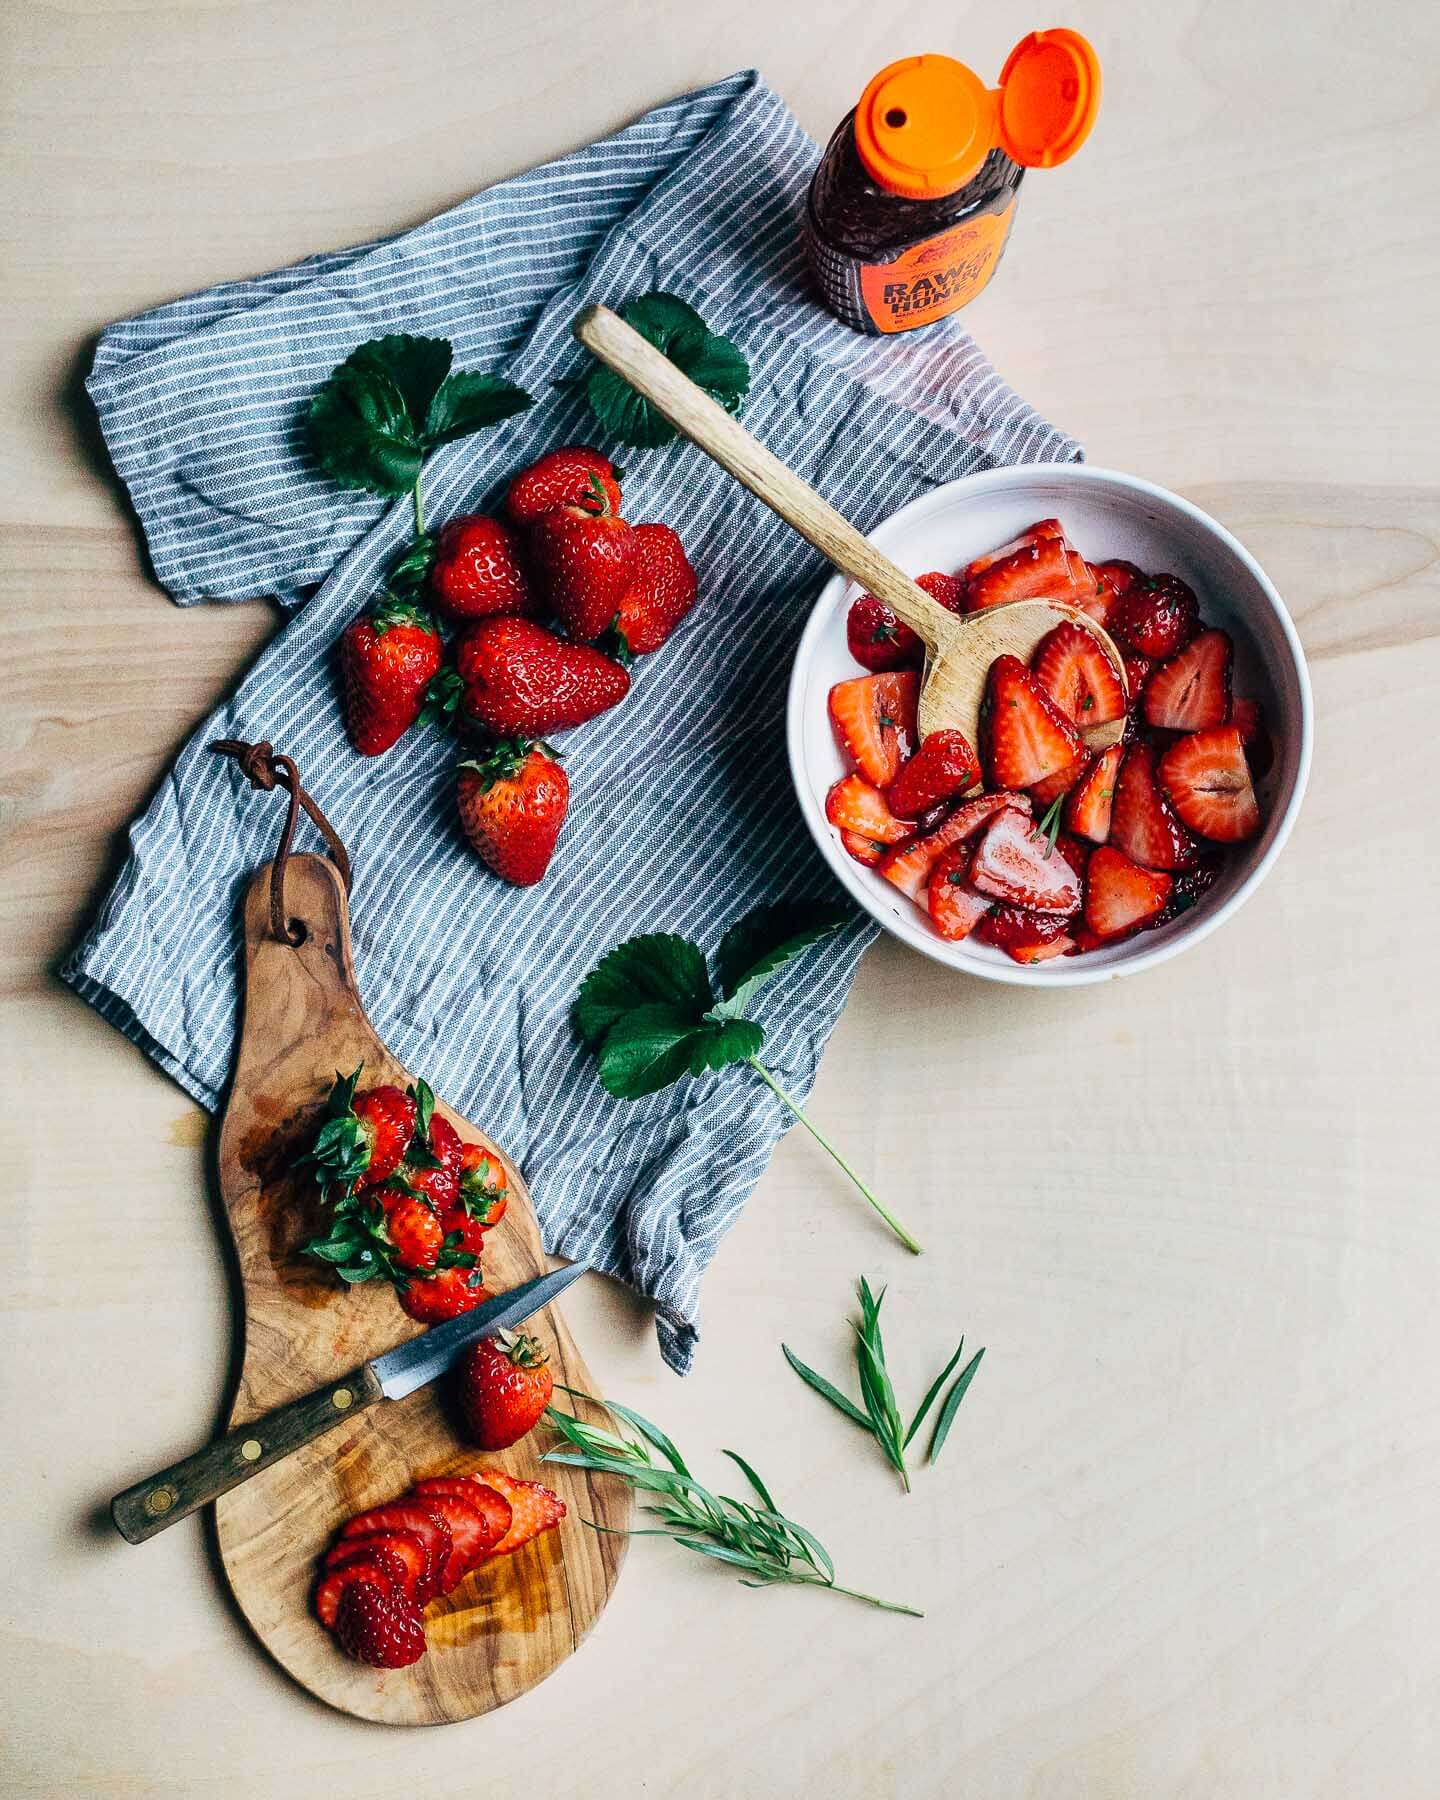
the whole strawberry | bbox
[612,523,698,657]
[456,1330,553,1451]
[457,739,568,887]
[846,594,923,672]
[378,1188,443,1274]
[442,1143,509,1256]
[303,1068,416,1191]
[338,599,442,755]
[504,446,622,526]
[429,515,538,623]
[400,1111,463,1211]
[457,617,629,736]
[528,475,634,641]
[1112,573,1200,662]
[398,1266,489,1324]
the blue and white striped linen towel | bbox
[63,71,1080,1372]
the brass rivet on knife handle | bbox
[109,1362,384,1545]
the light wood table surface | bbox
[4,3,1438,1795]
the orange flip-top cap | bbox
[853,30,1100,200]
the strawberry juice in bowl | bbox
[787,464,1312,985]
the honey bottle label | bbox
[857,203,1015,333]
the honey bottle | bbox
[805,30,1101,334]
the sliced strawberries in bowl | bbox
[828,670,919,788]
[808,500,1298,979]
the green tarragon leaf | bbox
[711,901,849,1020]
[573,933,714,1048]
[585,292,750,449]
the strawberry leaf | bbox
[307,334,531,497]
[595,1003,710,1099]
[573,933,714,1047]
[685,1017,764,1075]
[423,370,533,446]
[710,901,849,1020]
[584,292,750,449]
[352,334,453,433]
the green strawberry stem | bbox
[745,1057,922,1255]
[412,476,425,540]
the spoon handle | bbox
[573,304,955,645]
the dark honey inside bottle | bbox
[805,32,1101,335]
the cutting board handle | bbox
[573,304,954,645]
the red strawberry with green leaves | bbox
[456,738,569,887]
[440,1143,508,1257]
[1083,845,1172,939]
[980,654,1084,789]
[397,1266,489,1324]
[504,446,622,526]
[379,1189,444,1274]
[1112,572,1200,661]
[528,473,635,641]
[828,670,920,788]
[333,1578,427,1669]
[456,1331,554,1451]
[1030,620,1126,726]
[1110,742,1199,871]
[338,598,443,755]
[1143,629,1232,732]
[611,523,698,656]
[457,617,629,736]
[1158,725,1261,842]
[301,1068,416,1192]
[429,515,539,622]
[886,729,980,818]
[847,594,923,671]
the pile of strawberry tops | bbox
[337,446,697,887]
[828,518,1272,961]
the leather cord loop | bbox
[209,739,352,944]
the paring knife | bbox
[110,1261,591,1545]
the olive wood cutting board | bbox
[211,852,629,1724]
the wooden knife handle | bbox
[110,1362,384,1544]
[572,303,954,645]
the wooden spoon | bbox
[574,304,1126,752]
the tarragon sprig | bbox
[784,1278,985,1491]
[542,1394,921,1617]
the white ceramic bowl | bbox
[787,464,1312,985]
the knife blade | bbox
[110,1260,591,1544]
[370,1262,588,1400]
